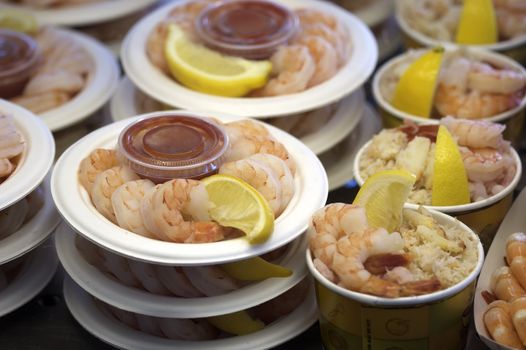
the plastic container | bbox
[0,99,54,211]
[0,29,40,99]
[196,0,298,59]
[51,111,328,265]
[121,0,377,118]
[307,209,484,350]
[372,48,526,145]
[353,133,523,251]
[474,186,526,350]
[63,276,317,350]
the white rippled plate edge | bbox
[0,0,159,26]
[64,276,317,350]
[0,172,61,264]
[51,111,328,265]
[39,28,120,132]
[121,0,378,118]
[0,100,54,211]
[55,222,308,318]
[0,241,58,317]
[474,187,526,350]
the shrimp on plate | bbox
[78,148,120,195]
[484,300,525,349]
[0,115,25,181]
[294,35,339,87]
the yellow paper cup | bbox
[372,48,526,146]
[353,139,522,252]
[307,209,484,350]
[394,2,526,64]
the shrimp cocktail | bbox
[373,47,526,144]
[307,170,484,350]
[396,0,526,62]
[0,114,25,185]
[356,116,521,249]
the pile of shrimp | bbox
[75,235,290,297]
[10,27,94,114]
[482,232,526,349]
[77,119,296,244]
[8,0,101,8]
[0,115,25,184]
[146,0,350,96]
[381,50,526,119]
[96,278,309,339]
[399,0,526,42]
[359,117,517,205]
[0,186,44,240]
[309,204,478,298]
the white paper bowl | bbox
[0,173,61,265]
[474,187,526,350]
[0,241,58,317]
[320,103,382,191]
[109,77,365,155]
[35,28,120,132]
[0,100,54,211]
[64,276,317,350]
[55,222,308,318]
[52,111,328,265]
[0,0,159,27]
[121,0,377,118]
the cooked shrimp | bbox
[127,259,171,295]
[0,115,24,161]
[495,7,526,40]
[298,23,346,66]
[146,19,177,74]
[508,233,526,264]
[181,266,239,297]
[313,258,337,283]
[491,266,526,302]
[90,166,140,223]
[441,116,507,150]
[484,300,524,349]
[23,70,85,96]
[511,296,526,346]
[10,92,71,115]
[140,179,224,243]
[468,62,526,95]
[460,147,514,183]
[154,265,204,298]
[99,249,141,288]
[0,159,15,179]
[75,235,109,273]
[111,179,156,238]
[157,317,218,340]
[295,35,339,87]
[219,157,282,216]
[0,199,28,239]
[256,45,316,97]
[78,148,120,195]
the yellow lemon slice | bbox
[392,47,444,118]
[456,0,497,45]
[221,257,292,281]
[208,311,265,335]
[202,174,274,244]
[164,24,272,97]
[0,9,38,34]
[432,125,470,206]
[353,169,416,232]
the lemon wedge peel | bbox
[455,0,498,45]
[431,125,471,206]
[0,9,38,34]
[202,174,274,244]
[164,24,272,97]
[392,47,444,118]
[208,311,265,335]
[221,257,292,281]
[353,169,416,232]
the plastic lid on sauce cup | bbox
[118,114,229,182]
[195,0,298,59]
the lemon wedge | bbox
[431,125,470,206]
[392,47,444,118]
[353,169,416,232]
[456,0,497,45]
[221,257,292,281]
[164,24,272,97]
[208,311,265,335]
[202,174,274,244]
[0,9,38,34]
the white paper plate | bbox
[474,187,526,350]
[64,276,317,350]
[0,241,58,317]
[0,1,159,27]
[109,77,365,155]
[0,173,61,265]
[352,0,393,28]
[52,111,328,265]
[55,222,308,318]
[35,28,120,132]
[320,103,382,191]
[0,100,54,211]
[121,0,377,118]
